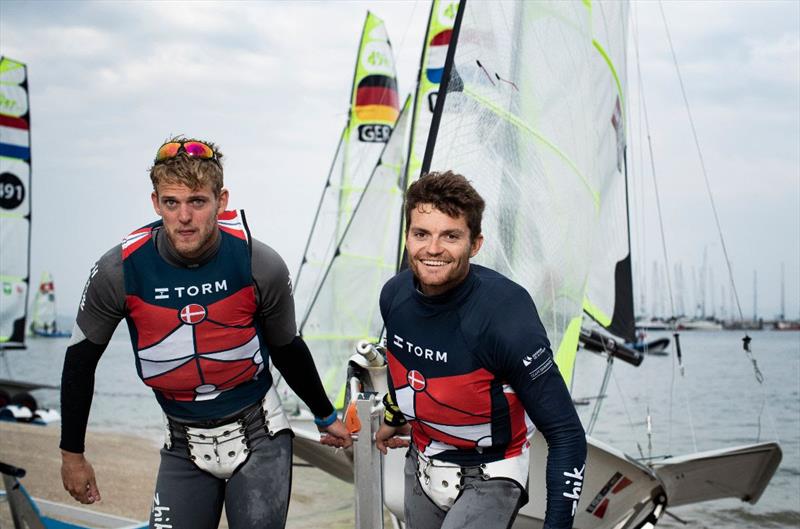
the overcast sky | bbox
[1,0,798,321]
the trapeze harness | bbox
[122,210,290,478]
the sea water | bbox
[3,328,799,528]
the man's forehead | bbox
[156,182,215,197]
[409,204,468,229]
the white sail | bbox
[582,1,636,342]
[300,98,411,406]
[293,12,401,323]
[29,271,70,337]
[0,56,32,349]
[423,1,609,386]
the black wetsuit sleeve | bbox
[60,338,108,453]
[379,278,408,426]
[250,239,333,418]
[61,250,125,453]
[488,288,587,529]
[269,336,334,419]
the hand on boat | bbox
[319,418,353,449]
[61,450,101,504]
[375,423,411,454]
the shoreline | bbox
[0,421,361,528]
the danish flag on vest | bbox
[387,352,531,459]
[122,210,262,403]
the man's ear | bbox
[470,233,484,258]
[217,188,229,214]
[151,191,161,216]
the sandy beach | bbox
[0,422,364,529]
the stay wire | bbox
[633,2,687,452]
[657,0,763,386]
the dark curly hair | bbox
[404,170,485,243]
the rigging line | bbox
[293,130,345,295]
[678,371,698,453]
[586,353,613,435]
[393,0,420,59]
[657,1,765,386]
[299,102,411,332]
[610,365,645,459]
[634,8,687,432]
[0,349,15,379]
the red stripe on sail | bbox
[355,86,399,108]
[0,115,29,130]
[430,29,452,46]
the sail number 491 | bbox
[0,172,26,209]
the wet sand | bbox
[0,422,363,528]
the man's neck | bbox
[155,227,222,268]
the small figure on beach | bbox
[374,171,587,529]
[59,136,351,528]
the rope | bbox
[657,0,764,386]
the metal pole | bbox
[353,394,383,529]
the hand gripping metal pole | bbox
[353,392,384,529]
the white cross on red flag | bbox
[407,370,426,391]
[179,304,207,325]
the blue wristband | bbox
[314,410,337,427]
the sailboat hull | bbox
[650,442,782,507]
[520,435,664,529]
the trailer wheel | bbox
[10,392,38,412]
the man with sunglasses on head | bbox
[59,136,351,529]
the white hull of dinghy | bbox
[650,441,782,508]
[517,435,664,529]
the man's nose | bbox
[178,204,192,223]
[427,236,443,254]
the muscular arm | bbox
[251,240,333,418]
[490,288,587,529]
[61,247,126,451]
[60,336,108,453]
[269,336,333,418]
[60,249,125,504]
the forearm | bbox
[60,339,107,453]
[542,417,587,528]
[518,369,587,528]
[270,336,334,418]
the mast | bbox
[396,0,461,272]
[780,262,785,321]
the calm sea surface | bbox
[3,328,799,528]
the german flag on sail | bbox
[355,74,399,124]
